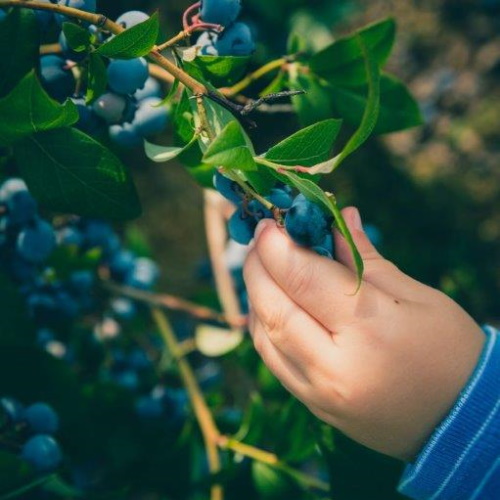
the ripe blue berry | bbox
[108,250,136,281]
[0,9,7,22]
[16,219,56,263]
[364,223,383,247]
[70,97,103,134]
[228,207,257,245]
[56,0,96,26]
[21,434,62,472]
[109,123,143,148]
[135,395,164,419]
[110,297,137,321]
[0,397,24,424]
[134,77,162,101]
[215,22,255,56]
[133,97,169,136]
[6,191,37,226]
[92,92,128,124]
[40,55,75,102]
[115,10,149,28]
[23,403,60,434]
[213,171,244,204]
[126,257,160,290]
[285,194,330,247]
[107,58,149,95]
[34,0,54,30]
[200,0,241,27]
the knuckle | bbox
[261,307,288,345]
[287,263,315,298]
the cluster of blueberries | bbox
[195,0,255,56]
[0,398,62,473]
[213,171,336,258]
[0,177,160,343]
[15,1,169,148]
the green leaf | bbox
[185,55,251,87]
[308,36,380,174]
[144,134,199,163]
[0,453,40,498]
[14,128,141,220]
[0,71,79,146]
[264,119,342,167]
[309,18,396,86]
[203,121,256,171]
[330,73,423,134]
[96,12,159,58]
[62,22,92,52]
[85,53,108,104]
[233,393,266,445]
[252,462,301,499]
[0,9,38,98]
[288,70,335,127]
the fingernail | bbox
[351,207,363,231]
[254,219,272,241]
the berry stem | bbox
[182,1,201,30]
[222,57,288,97]
[103,280,247,328]
[151,307,224,500]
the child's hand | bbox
[243,207,485,461]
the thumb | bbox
[334,207,422,299]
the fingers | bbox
[251,220,388,330]
[334,207,429,300]
[244,250,339,370]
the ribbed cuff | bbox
[398,325,500,500]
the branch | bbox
[103,280,247,329]
[152,308,224,500]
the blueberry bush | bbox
[0,0,471,498]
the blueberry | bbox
[195,31,219,56]
[313,233,334,259]
[134,77,162,101]
[128,348,151,370]
[82,220,120,257]
[92,93,128,124]
[200,0,241,27]
[0,178,28,202]
[40,55,75,102]
[56,226,83,247]
[135,395,164,419]
[110,297,137,321]
[285,194,330,247]
[70,97,103,134]
[115,10,149,29]
[23,403,59,434]
[33,0,54,30]
[228,207,257,245]
[213,171,244,204]
[56,0,96,26]
[16,219,55,263]
[0,397,24,424]
[126,257,159,290]
[133,97,169,136]
[109,122,143,148]
[67,270,94,296]
[108,250,136,281]
[113,369,139,391]
[6,190,37,226]
[0,9,7,23]
[215,22,255,56]
[21,434,62,472]
[107,58,149,95]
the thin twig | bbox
[103,281,247,328]
[152,308,224,500]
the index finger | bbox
[253,220,388,331]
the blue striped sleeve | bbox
[398,325,500,500]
